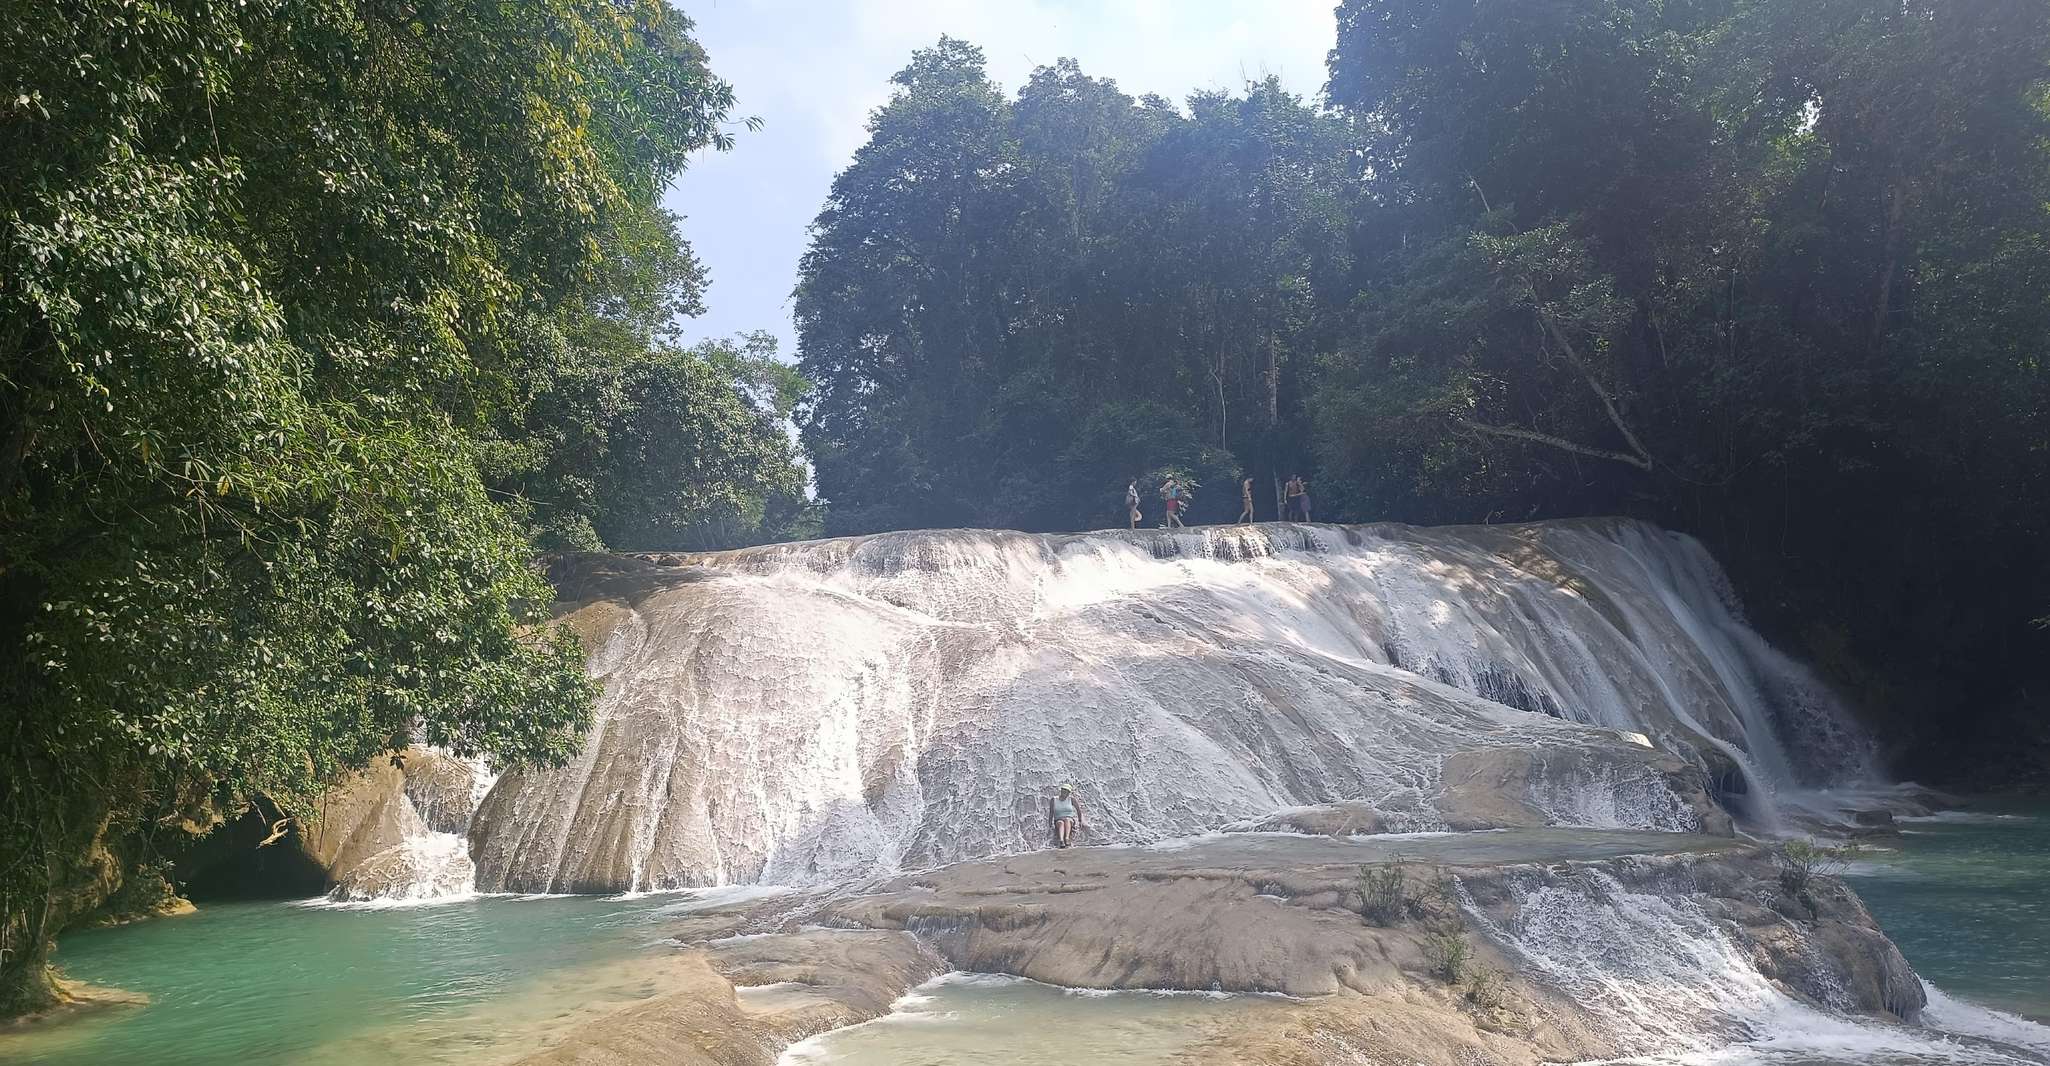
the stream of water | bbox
[1563,801,2050,1066]
[473,521,1873,893]
[4,807,2045,1066]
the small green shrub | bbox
[1777,840,1852,896]
[1430,864,1462,908]
[1358,859,1415,926]
[1464,960,1505,1008]
[1778,839,1859,917]
[1423,921,1471,982]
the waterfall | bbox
[1470,865,1827,1053]
[1467,864,2050,1065]
[323,747,496,903]
[470,519,1880,894]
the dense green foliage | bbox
[0,0,797,1013]
[481,320,813,552]
[798,42,1353,531]
[798,9,2050,780]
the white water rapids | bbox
[460,518,1875,894]
[1469,865,2050,1065]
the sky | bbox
[662,0,1338,358]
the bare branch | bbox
[1455,418,1655,471]
[1525,288,1656,470]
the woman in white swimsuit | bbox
[1048,784,1086,847]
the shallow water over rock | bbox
[778,974,1277,1066]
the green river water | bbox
[2,806,2044,1066]
[1844,803,2050,1024]
[0,889,780,1065]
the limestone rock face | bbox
[1457,849,1928,1054]
[1439,745,1735,836]
[1688,857,1927,1019]
[513,929,945,1066]
[474,520,1874,894]
[400,748,493,836]
[301,760,420,877]
[1225,801,1394,836]
[807,830,1735,999]
[298,747,489,898]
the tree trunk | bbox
[0,840,59,1020]
[1871,168,1909,349]
[1214,346,1228,451]
[1532,304,1656,470]
[1264,330,1280,426]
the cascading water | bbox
[467,518,1881,895]
[1465,862,2050,1065]
[324,748,496,903]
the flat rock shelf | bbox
[514,828,1928,1066]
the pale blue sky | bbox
[662,0,1337,358]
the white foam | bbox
[1142,832,1231,852]
[701,931,779,945]
[1922,984,2050,1054]
[644,884,793,914]
[1477,870,2049,1066]
[292,888,489,912]
[1898,812,2035,825]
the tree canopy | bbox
[796,40,1353,532]
[1316,0,2050,780]
[0,0,802,1013]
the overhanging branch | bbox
[1455,417,1655,472]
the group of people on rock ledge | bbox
[1125,474,1312,529]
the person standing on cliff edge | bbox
[1048,784,1086,847]
[1161,477,1185,528]
[1286,474,1311,522]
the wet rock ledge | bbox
[515,829,1922,1066]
